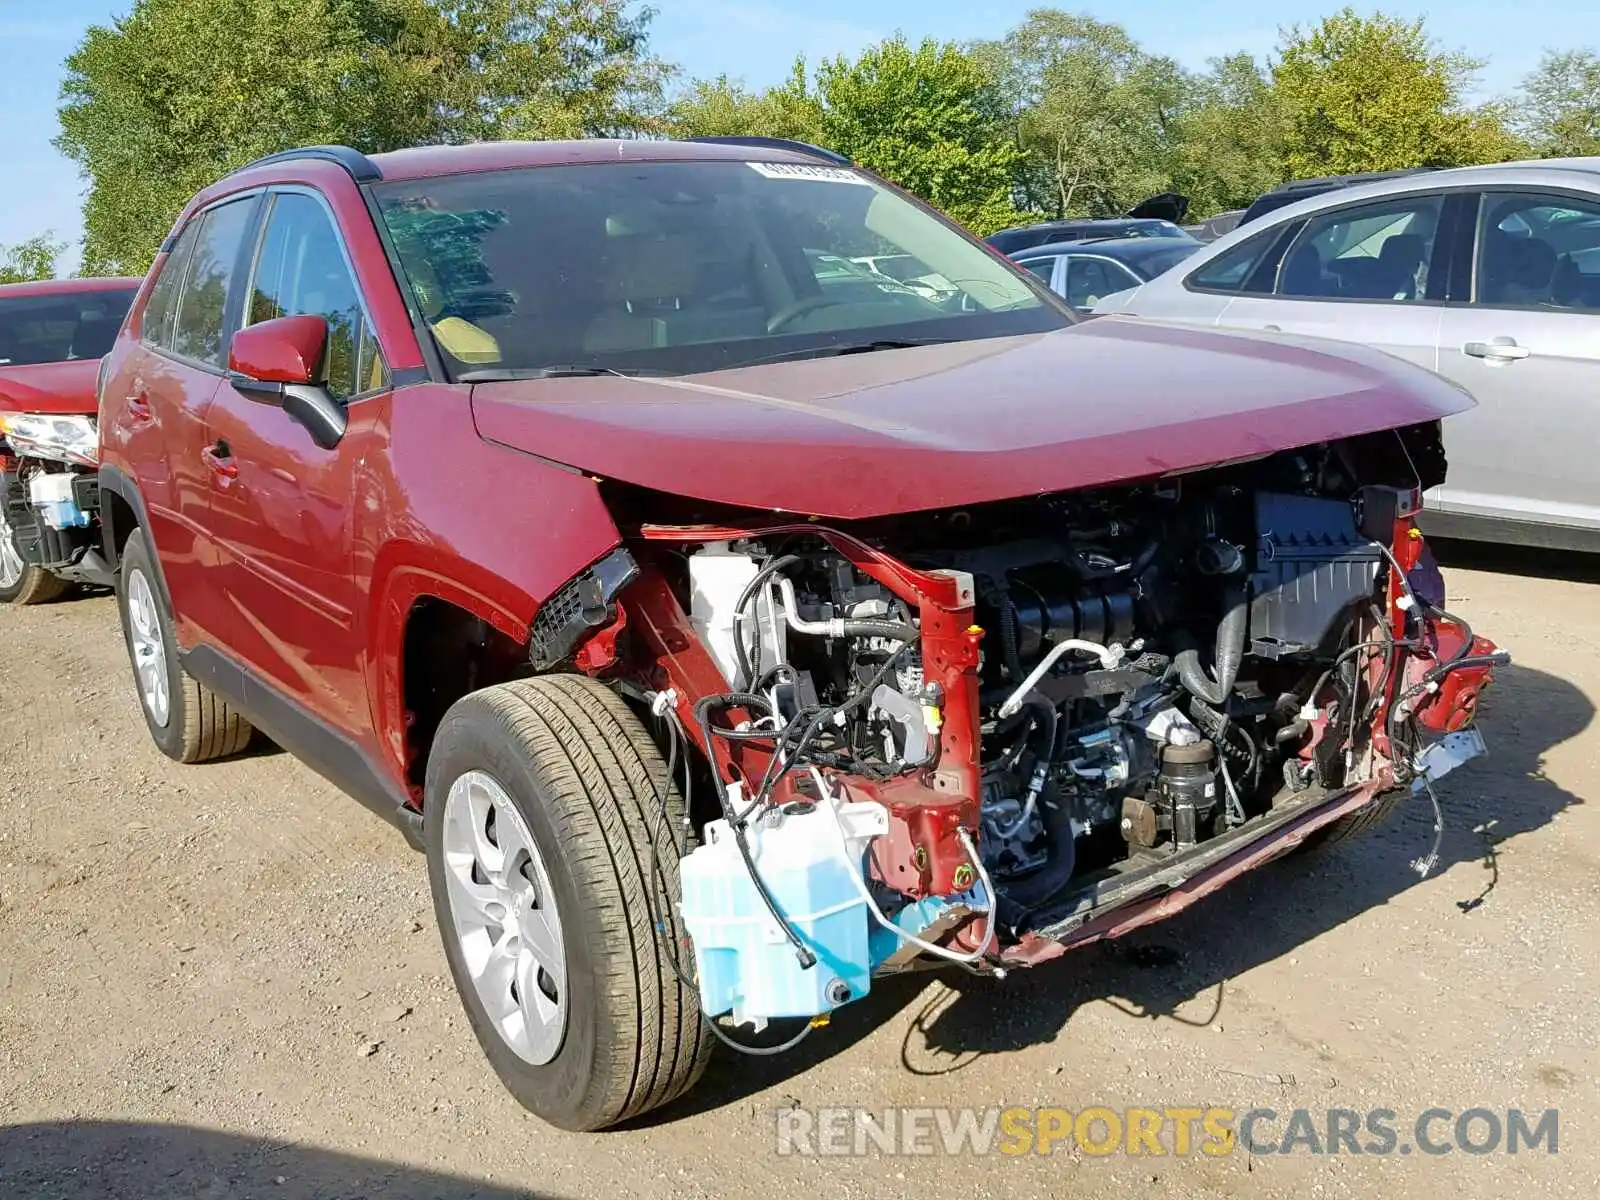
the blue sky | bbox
[4,0,1595,270]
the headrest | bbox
[597,234,698,304]
[1379,233,1426,267]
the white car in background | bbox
[1094,158,1600,552]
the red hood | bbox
[0,359,101,417]
[469,320,1475,519]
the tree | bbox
[666,60,824,144]
[1170,54,1286,217]
[1272,8,1522,178]
[814,37,1028,234]
[0,234,67,285]
[977,12,1189,219]
[56,0,669,274]
[1515,50,1600,158]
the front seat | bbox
[1375,233,1428,299]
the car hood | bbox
[0,359,101,416]
[469,320,1474,520]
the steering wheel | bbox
[766,294,844,333]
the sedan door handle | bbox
[201,442,238,481]
[126,393,154,423]
[1463,338,1531,362]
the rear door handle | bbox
[1463,338,1531,362]
[126,392,154,422]
[201,441,238,481]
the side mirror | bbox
[228,315,347,450]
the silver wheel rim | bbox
[441,770,568,1065]
[126,567,171,727]
[0,504,23,590]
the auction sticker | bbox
[747,161,870,184]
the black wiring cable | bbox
[692,691,818,969]
[731,552,809,685]
[703,1014,816,1057]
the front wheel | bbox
[0,499,69,605]
[424,675,710,1131]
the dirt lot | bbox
[1,544,1596,1199]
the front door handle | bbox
[201,441,238,481]
[1261,323,1281,332]
[126,392,154,423]
[1463,337,1531,363]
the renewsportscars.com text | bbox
[774,1105,1559,1157]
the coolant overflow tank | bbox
[678,801,884,1029]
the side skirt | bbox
[181,644,424,851]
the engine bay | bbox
[560,428,1504,1034]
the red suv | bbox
[0,277,139,603]
[98,138,1503,1131]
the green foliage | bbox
[55,0,669,274]
[1515,50,1600,158]
[1170,54,1286,217]
[666,59,824,144]
[0,234,67,285]
[1272,8,1522,177]
[54,1,1586,261]
[814,38,1029,234]
[977,11,1189,219]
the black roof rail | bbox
[232,144,383,183]
[686,136,853,167]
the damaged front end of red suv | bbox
[511,399,1504,1031]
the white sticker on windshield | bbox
[746,161,870,185]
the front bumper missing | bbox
[999,723,1487,967]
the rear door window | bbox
[1474,191,1600,311]
[169,197,257,368]
[142,224,201,350]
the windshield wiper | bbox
[457,365,669,382]
[719,337,955,371]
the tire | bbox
[0,500,70,605]
[1302,788,1408,851]
[116,527,253,764]
[424,675,710,1131]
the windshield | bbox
[0,288,135,367]
[374,160,1067,379]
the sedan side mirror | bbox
[228,315,347,450]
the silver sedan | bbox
[1094,158,1600,551]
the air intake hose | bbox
[1175,585,1249,706]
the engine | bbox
[683,468,1393,908]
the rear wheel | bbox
[116,528,253,763]
[424,675,710,1131]
[0,501,69,605]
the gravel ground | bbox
[0,542,1595,1198]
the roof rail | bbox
[232,144,383,183]
[686,136,853,167]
